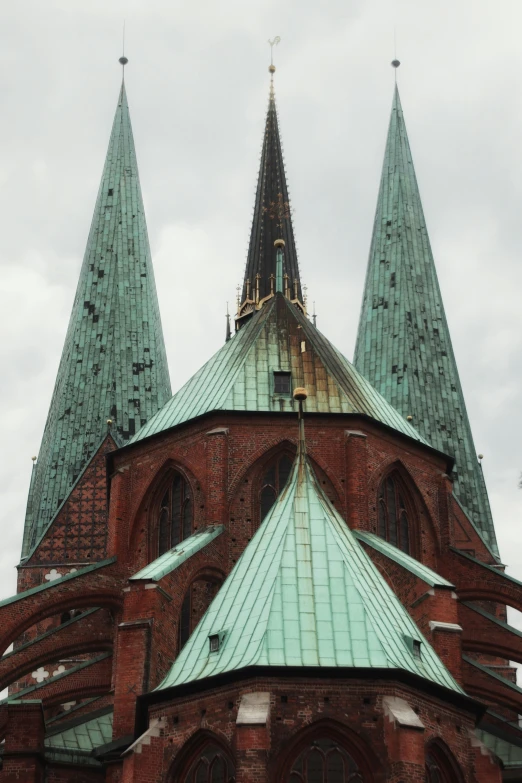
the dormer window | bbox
[273,371,291,395]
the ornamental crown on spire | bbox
[236,53,306,329]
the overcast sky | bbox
[0,0,520,618]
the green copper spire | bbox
[353,85,498,555]
[157,420,461,693]
[22,80,171,557]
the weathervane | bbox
[119,21,128,76]
[268,36,281,67]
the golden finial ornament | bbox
[274,238,285,248]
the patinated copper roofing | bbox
[157,435,461,692]
[131,525,224,582]
[132,294,424,444]
[22,82,171,557]
[354,86,498,555]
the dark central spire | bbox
[237,66,304,325]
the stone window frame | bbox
[167,730,235,783]
[376,470,417,556]
[274,720,379,783]
[148,466,194,560]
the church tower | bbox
[353,80,498,556]
[21,76,171,559]
[0,59,520,783]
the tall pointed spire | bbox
[237,61,303,325]
[21,77,171,557]
[354,84,498,555]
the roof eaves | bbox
[137,663,484,737]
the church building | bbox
[0,56,521,782]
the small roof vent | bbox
[403,634,422,659]
[209,631,226,653]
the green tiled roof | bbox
[354,531,453,588]
[22,82,171,557]
[476,730,522,768]
[131,525,224,581]
[157,439,461,693]
[132,294,424,446]
[45,708,113,752]
[241,76,302,304]
[353,86,498,556]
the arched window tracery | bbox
[377,472,411,553]
[182,743,235,783]
[425,743,463,783]
[287,738,363,782]
[158,472,192,556]
[258,450,338,524]
[260,452,294,521]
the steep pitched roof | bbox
[157,432,461,693]
[22,82,171,557]
[241,73,301,304]
[132,294,424,445]
[353,86,498,555]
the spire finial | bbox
[119,21,128,77]
[225,303,231,343]
[391,22,400,83]
[268,36,280,95]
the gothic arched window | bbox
[158,473,192,556]
[377,473,411,553]
[260,453,294,521]
[182,743,235,783]
[287,738,363,782]
[425,743,463,783]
